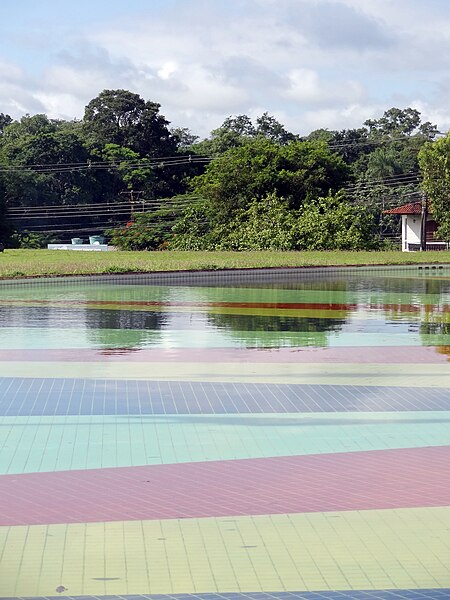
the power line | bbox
[7,202,198,219]
[0,156,211,175]
[0,129,442,176]
[6,195,202,212]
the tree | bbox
[190,137,349,216]
[419,133,450,239]
[329,128,376,168]
[364,107,435,138]
[255,112,297,144]
[306,129,335,143]
[83,89,177,157]
[83,90,192,197]
[191,113,296,157]
[222,114,256,137]
[0,114,96,207]
[296,193,379,250]
[0,175,11,243]
[0,113,12,135]
[171,191,378,251]
[170,127,199,148]
[191,115,256,157]
[101,144,156,197]
[106,198,193,250]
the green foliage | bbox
[190,112,296,157]
[170,127,199,148]
[83,89,177,157]
[0,98,442,253]
[171,199,217,250]
[82,90,194,198]
[0,113,12,135]
[106,210,170,250]
[295,194,379,250]
[171,192,378,251]
[9,230,59,249]
[419,133,450,239]
[101,143,155,194]
[215,194,298,251]
[0,115,96,207]
[106,197,198,250]
[190,137,349,216]
[364,107,438,139]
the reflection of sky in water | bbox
[1,271,450,351]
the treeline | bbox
[0,89,446,250]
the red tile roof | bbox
[383,202,422,215]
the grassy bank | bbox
[1,249,450,279]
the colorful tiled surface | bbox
[1,270,450,599]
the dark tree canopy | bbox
[364,107,438,139]
[0,114,96,207]
[191,112,297,157]
[83,89,177,157]
[0,113,12,135]
[191,137,349,215]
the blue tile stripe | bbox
[0,378,449,416]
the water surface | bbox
[0,268,449,599]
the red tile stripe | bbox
[1,299,446,313]
[0,298,355,310]
[0,346,447,363]
[1,446,449,526]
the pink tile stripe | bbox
[1,446,449,526]
[0,346,447,363]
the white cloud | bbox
[0,58,23,82]
[0,0,449,136]
[285,69,366,106]
[299,104,385,133]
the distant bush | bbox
[171,192,380,251]
[106,208,175,250]
[10,231,60,249]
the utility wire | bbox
[0,156,210,174]
[7,196,202,212]
[0,129,442,175]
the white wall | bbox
[402,215,421,251]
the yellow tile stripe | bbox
[1,361,450,387]
[1,507,449,597]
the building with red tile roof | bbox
[383,201,447,251]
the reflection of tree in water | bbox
[0,306,54,328]
[206,314,349,348]
[85,309,167,349]
[395,277,450,359]
[420,305,450,359]
[435,346,450,360]
[206,279,353,348]
[371,276,450,323]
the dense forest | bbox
[0,89,448,250]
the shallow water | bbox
[0,268,449,599]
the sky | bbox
[1,0,450,138]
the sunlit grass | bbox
[1,249,450,279]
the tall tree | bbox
[255,112,297,144]
[191,113,296,157]
[83,89,177,157]
[0,113,12,135]
[364,107,437,138]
